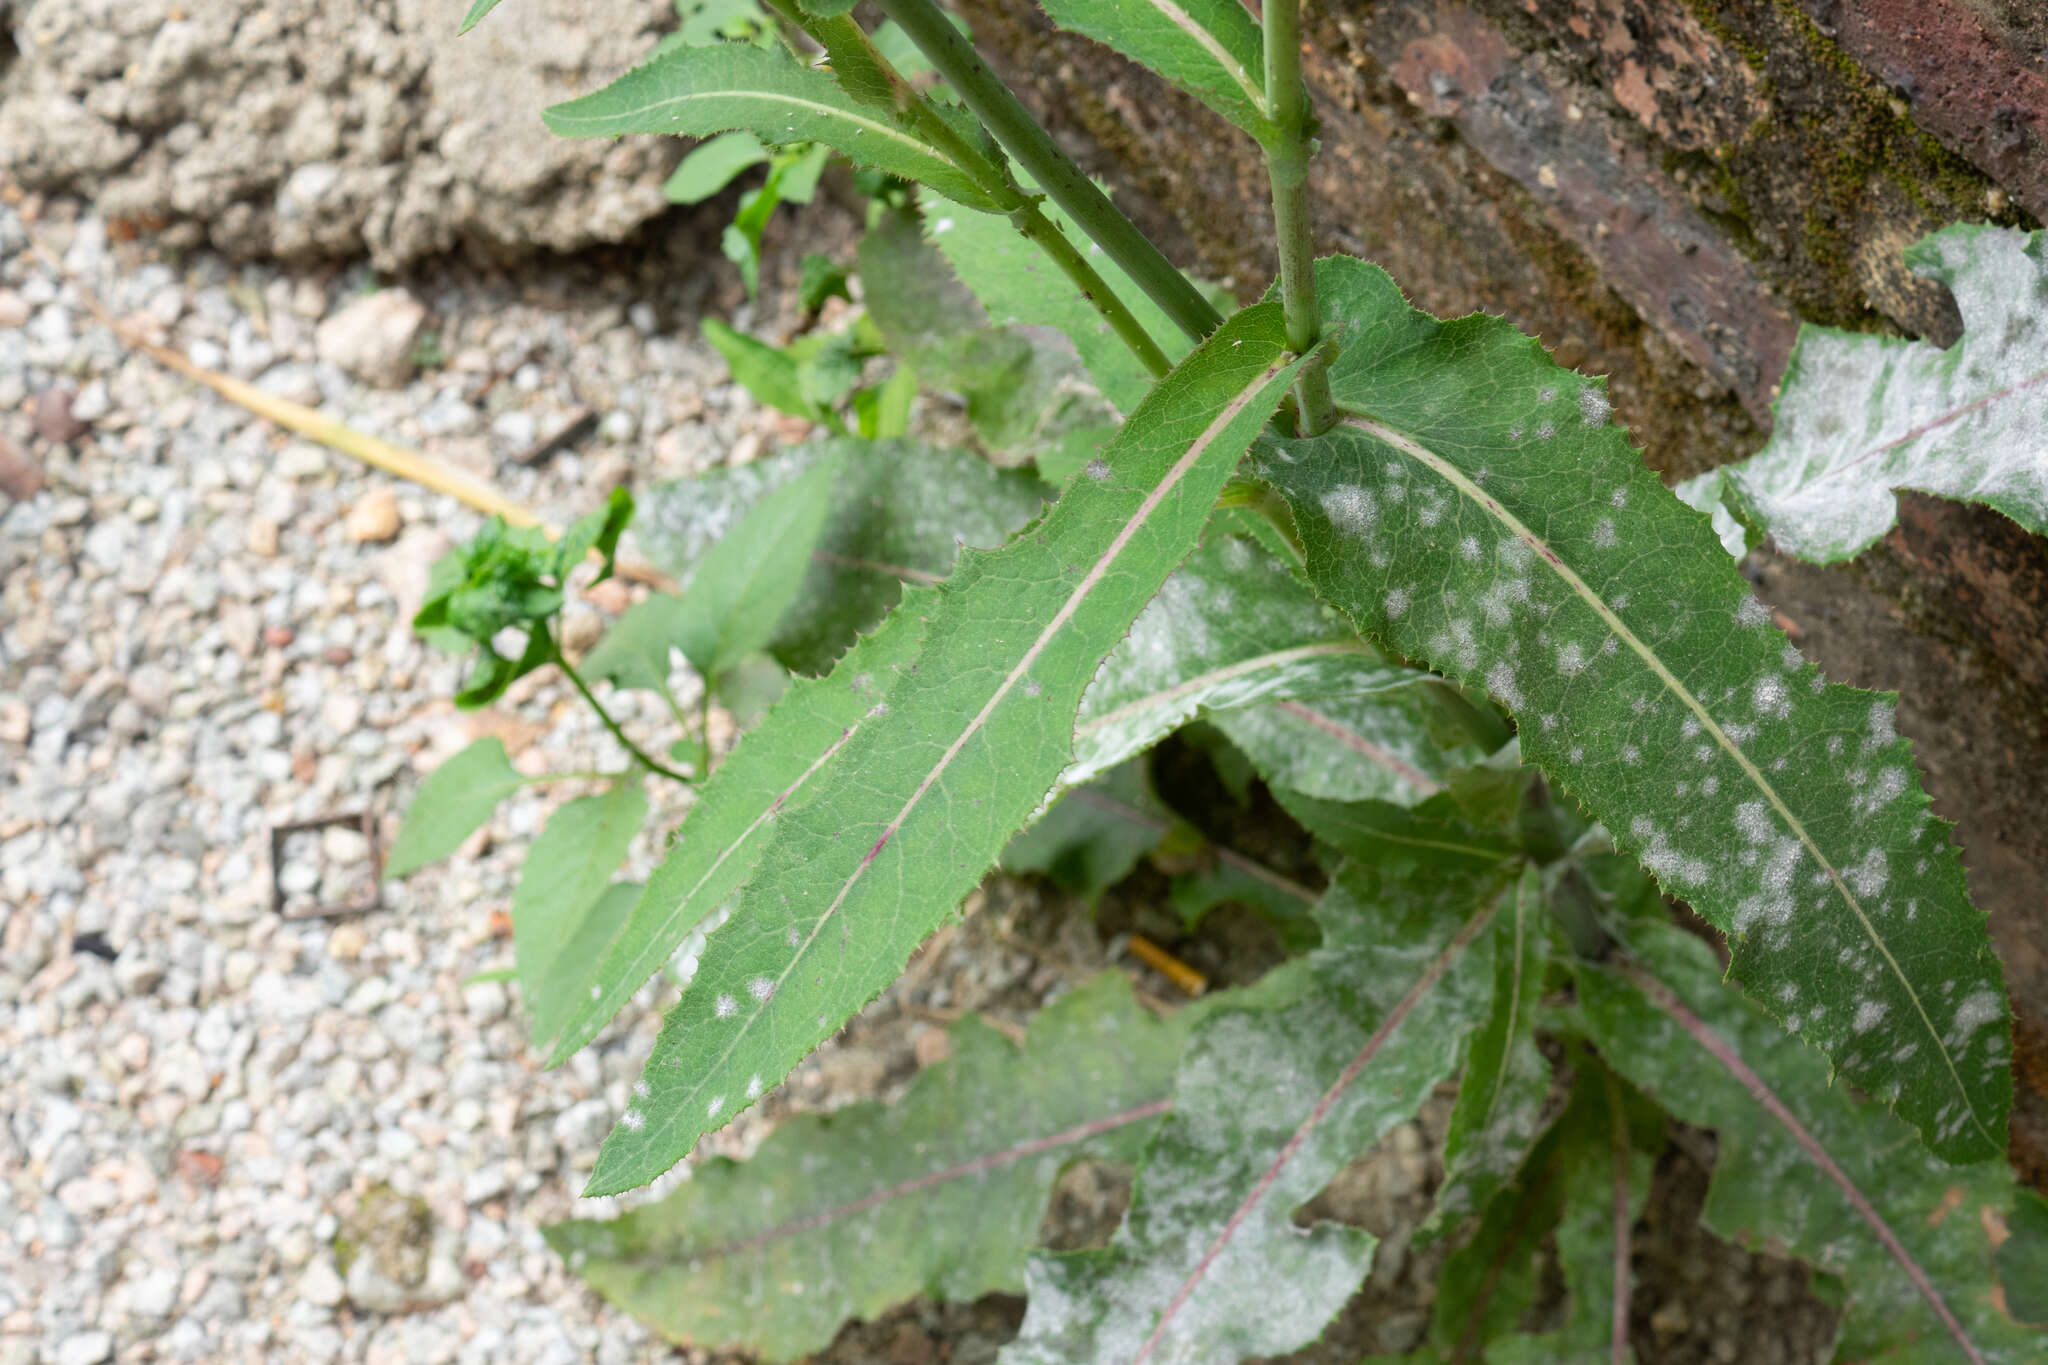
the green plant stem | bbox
[1259,0,1335,435]
[864,0,1224,346]
[701,687,718,776]
[763,0,1175,380]
[556,649,693,783]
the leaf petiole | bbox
[556,646,695,784]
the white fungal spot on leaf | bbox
[714,994,738,1018]
[1854,1000,1890,1033]
[1321,485,1377,537]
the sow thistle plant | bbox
[393,0,2048,1356]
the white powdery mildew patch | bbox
[1630,816,1710,888]
[1944,989,2006,1050]
[1321,485,1378,538]
[1593,519,1619,548]
[748,976,775,1002]
[1735,597,1771,627]
[1459,536,1483,562]
[1853,766,1908,818]
[620,1109,645,1130]
[1863,700,1897,752]
[1429,619,1481,671]
[1478,577,1532,627]
[714,993,738,1018]
[1555,642,1588,675]
[1853,999,1890,1034]
[745,1074,764,1099]
[1384,587,1411,618]
[1486,661,1524,709]
[1846,847,1890,898]
[1752,674,1791,719]
[707,1095,725,1118]
[1578,386,1612,425]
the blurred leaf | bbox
[665,130,770,204]
[549,973,1193,1361]
[672,448,841,677]
[703,318,814,420]
[387,739,527,877]
[582,595,692,695]
[1999,1189,2048,1326]
[1000,761,1172,902]
[798,252,852,312]
[457,0,505,35]
[1212,686,1481,807]
[1428,866,1556,1235]
[638,439,1049,675]
[713,652,791,729]
[517,785,649,1051]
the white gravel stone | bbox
[298,1258,346,1308]
[316,289,428,388]
[54,1333,113,1365]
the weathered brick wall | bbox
[950,0,2048,1183]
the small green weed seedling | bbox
[396,0,2048,1356]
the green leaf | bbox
[553,486,634,584]
[456,0,504,35]
[711,652,790,729]
[516,783,649,1050]
[673,447,840,677]
[702,318,814,420]
[860,207,1120,463]
[1427,1060,1654,1363]
[1034,0,1268,136]
[549,612,932,1070]
[581,595,691,695]
[544,43,1000,211]
[1257,255,2011,1162]
[584,305,1308,1195]
[1002,823,1511,1364]
[1999,1190,2048,1326]
[1066,527,1406,790]
[1274,788,1522,873]
[638,439,1050,675]
[386,739,527,877]
[664,130,771,204]
[797,252,851,312]
[1701,224,2048,563]
[927,188,1188,415]
[548,972,1189,1361]
[1428,865,1555,1234]
[1210,687,1477,805]
[1000,761,1172,902]
[1573,921,2040,1362]
[676,0,775,46]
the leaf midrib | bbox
[548,85,948,170]
[1342,411,1996,1152]
[1130,0,1266,117]
[605,1098,1170,1269]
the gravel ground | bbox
[0,180,873,1365]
